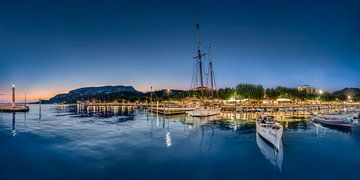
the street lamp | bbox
[318,90,323,95]
[11,85,16,107]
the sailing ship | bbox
[256,116,283,151]
[186,15,221,117]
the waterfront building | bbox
[297,85,316,94]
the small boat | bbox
[181,107,195,111]
[256,116,283,151]
[235,108,242,112]
[312,113,353,127]
[351,110,360,119]
[186,108,221,117]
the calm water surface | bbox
[1,104,360,179]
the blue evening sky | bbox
[0,0,359,101]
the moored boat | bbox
[256,116,283,151]
[351,110,360,119]
[186,108,221,117]
[312,113,353,127]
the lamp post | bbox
[318,90,323,95]
[166,88,171,99]
[12,85,16,108]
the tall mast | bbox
[195,15,204,89]
[208,46,214,97]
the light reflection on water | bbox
[0,104,360,179]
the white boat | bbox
[312,113,353,127]
[256,116,283,151]
[256,133,283,171]
[256,108,264,112]
[186,108,221,117]
[318,113,353,120]
[182,107,195,111]
[351,110,360,119]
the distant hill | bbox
[332,87,360,100]
[43,85,142,104]
[41,86,190,104]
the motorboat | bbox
[350,110,360,119]
[182,107,195,111]
[256,116,283,151]
[312,113,353,127]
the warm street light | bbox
[318,90,323,95]
[348,95,351,100]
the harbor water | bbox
[1,104,360,179]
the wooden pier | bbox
[77,101,360,115]
[0,104,29,112]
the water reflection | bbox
[165,119,172,147]
[256,133,283,171]
[2,105,360,179]
[39,103,42,120]
[313,122,352,137]
[53,105,136,119]
[11,112,16,137]
[24,111,27,133]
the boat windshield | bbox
[258,116,275,124]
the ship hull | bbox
[256,122,283,151]
[313,117,352,127]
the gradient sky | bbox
[1,0,360,102]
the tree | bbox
[236,84,264,100]
[265,88,280,99]
[217,87,236,100]
[320,92,336,101]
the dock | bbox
[0,104,29,112]
[77,101,360,116]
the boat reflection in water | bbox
[256,133,283,171]
[184,115,221,127]
[313,122,352,137]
